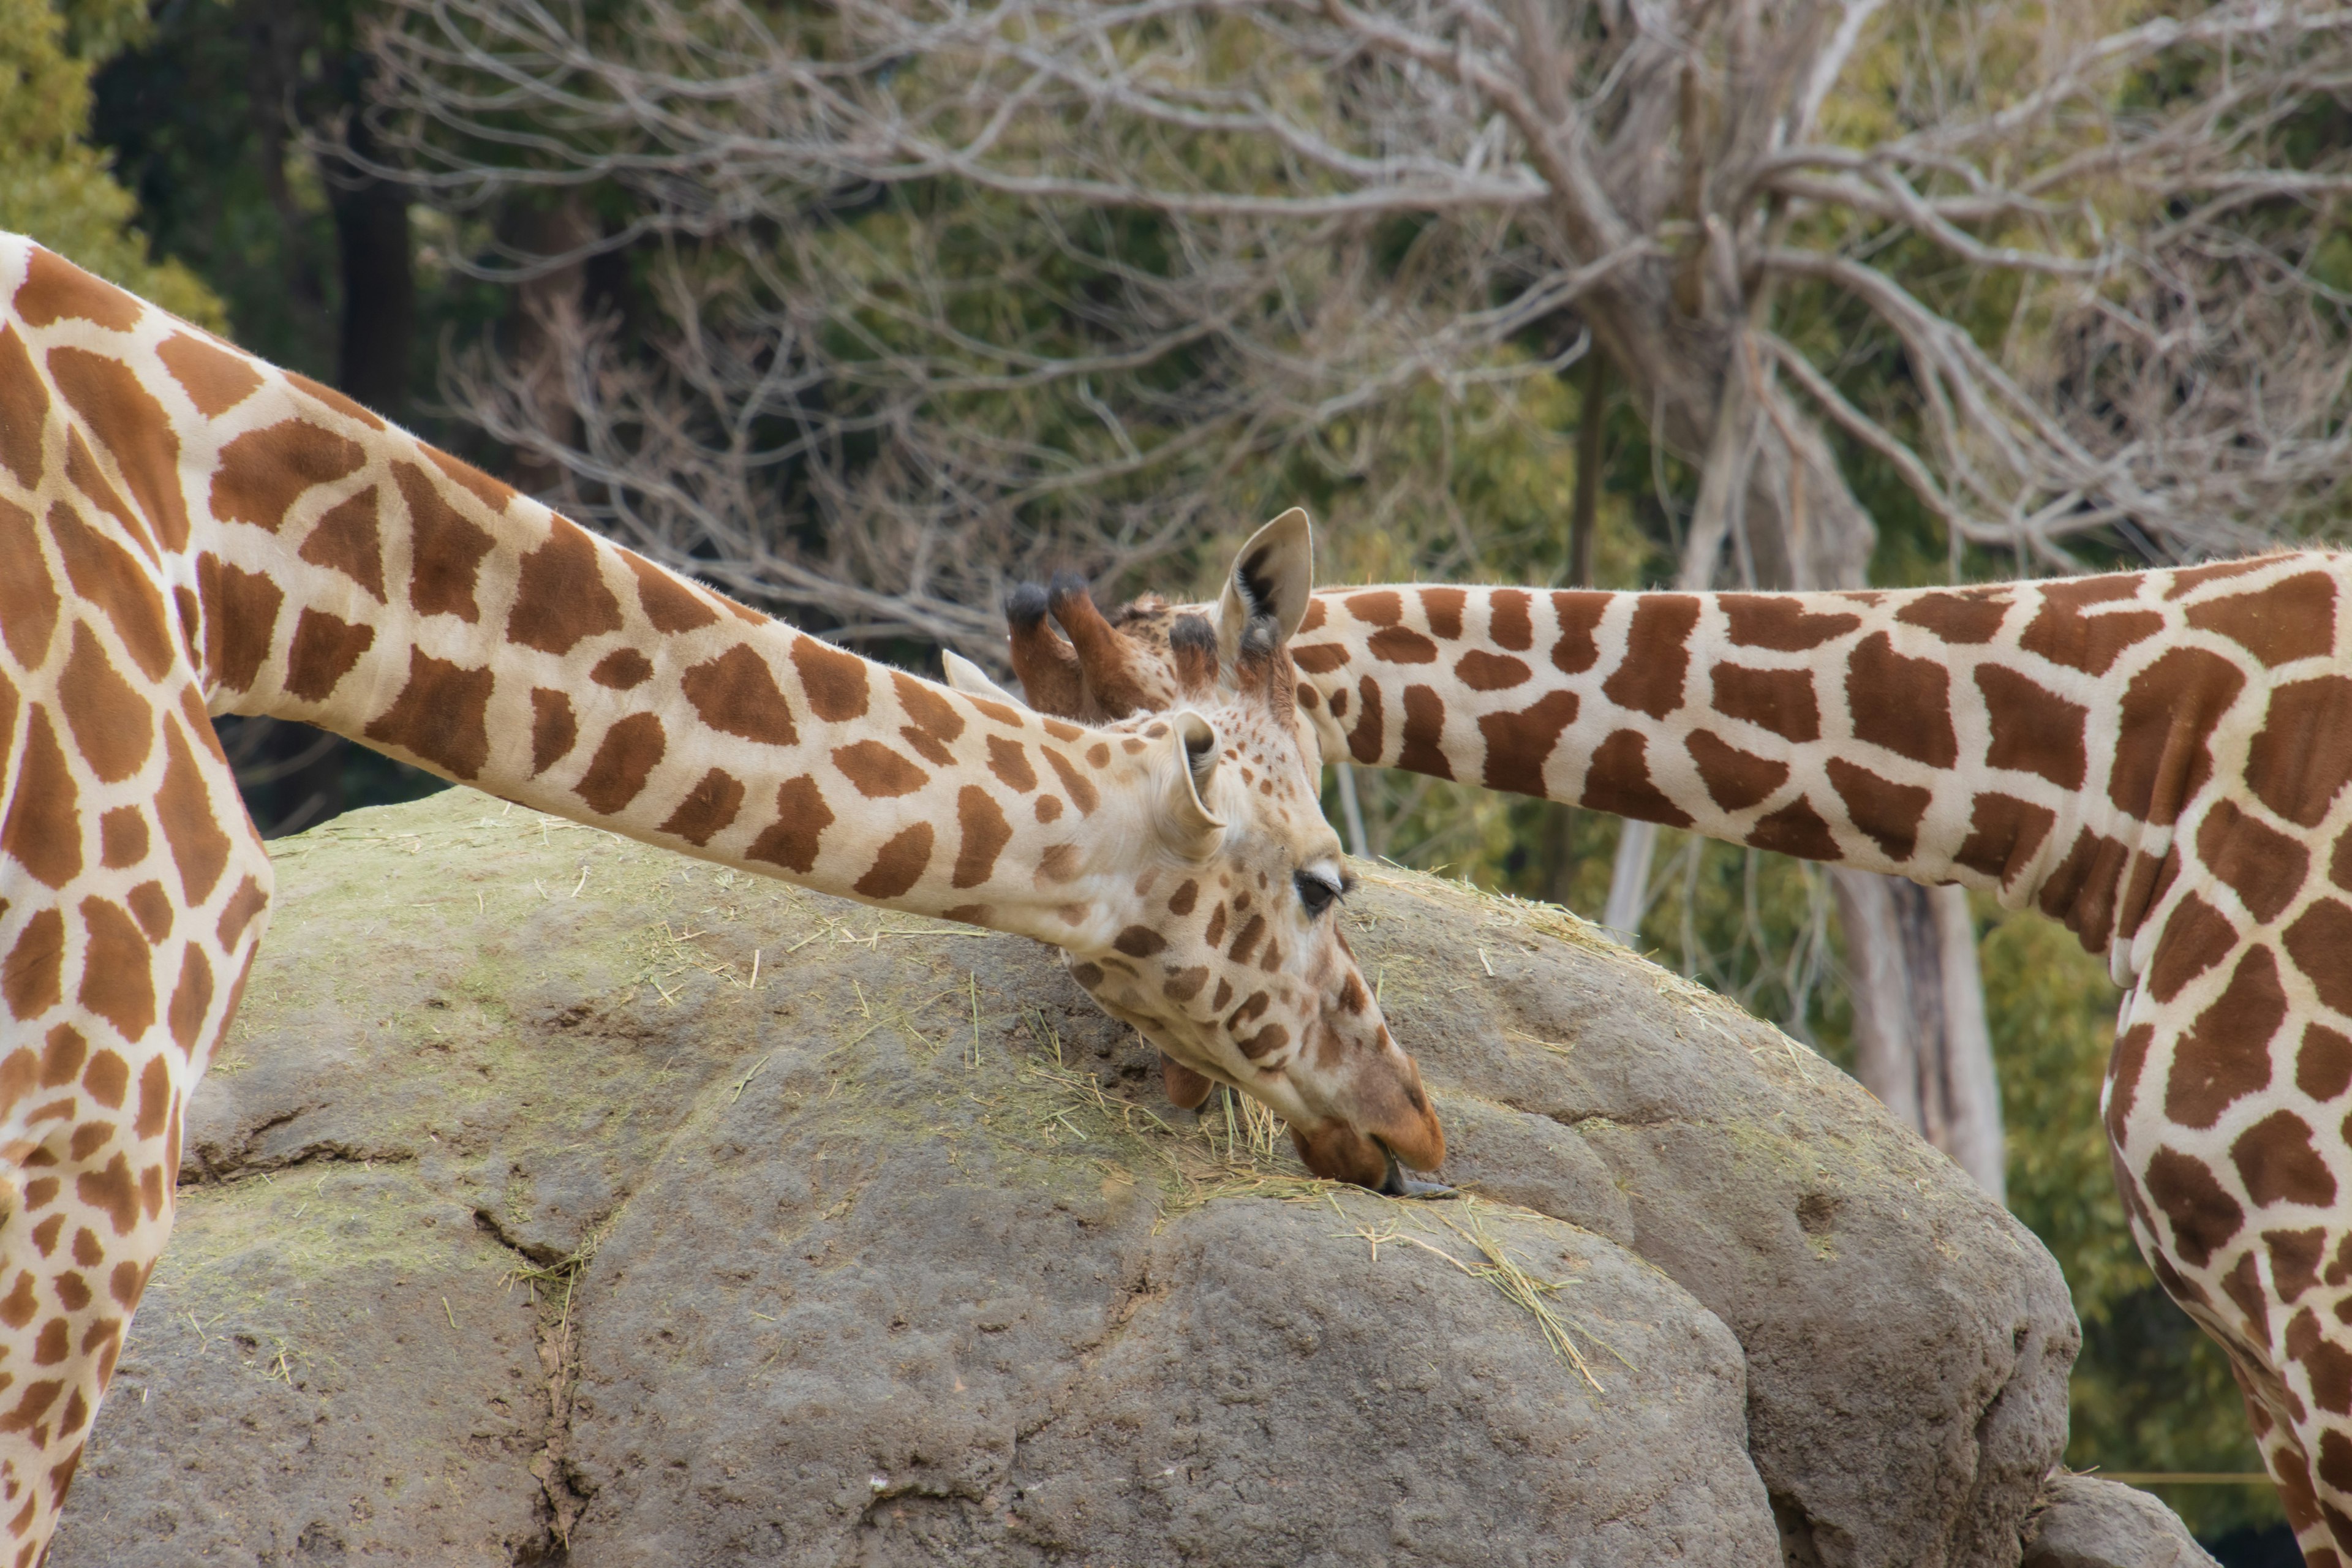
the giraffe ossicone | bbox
[1019,508,2352,1568]
[0,236,1440,1564]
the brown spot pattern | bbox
[2285,899,2352,1017]
[57,625,149,783]
[155,720,228,903]
[834,741,928,799]
[680,645,798,747]
[2111,649,2245,828]
[15,248,140,330]
[1711,663,1819,744]
[1978,665,2088,790]
[2143,1145,2245,1269]
[1488,589,1533,651]
[3,710,81,890]
[1580,731,1694,829]
[214,874,267,949]
[1369,626,1439,666]
[76,900,154,1042]
[1,913,64,1021]
[590,649,654,690]
[2302,1024,2352,1102]
[625,553,722,633]
[2247,676,2352,829]
[1041,748,1099,815]
[1686,730,1789,812]
[155,332,261,416]
[1723,596,1861,651]
[168,947,213,1053]
[1345,590,1401,627]
[529,689,578,777]
[2166,944,2285,1128]
[1895,592,2010,645]
[1847,632,1958,767]
[1349,678,1384,765]
[208,420,365,534]
[2233,1111,2337,1208]
[986,736,1036,793]
[2019,577,2163,675]
[894,673,967,767]
[362,648,494,780]
[1749,797,1843,861]
[297,484,386,601]
[392,461,496,622]
[1825,758,1932,862]
[1456,650,1529,691]
[1477,691,1579,797]
[2185,571,2336,667]
[195,552,283,693]
[573,714,666,815]
[658,769,746,846]
[2195,799,2309,925]
[98,808,146,870]
[791,638,871,722]
[1602,597,1698,719]
[1399,685,1452,779]
[0,326,48,487]
[124,881,170,943]
[854,824,933,899]
[1292,644,1350,675]
[952,786,1012,889]
[282,610,374,703]
[2148,894,2241,1003]
[47,502,172,679]
[1550,592,1608,675]
[508,519,625,655]
[49,347,193,548]
[745,776,832,873]
[0,499,60,667]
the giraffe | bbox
[0,238,1445,1564]
[995,510,2352,1566]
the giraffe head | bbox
[959,536,1441,1191]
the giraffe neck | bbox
[1,238,1159,951]
[1294,564,2332,966]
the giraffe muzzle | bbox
[1377,1142,1458,1200]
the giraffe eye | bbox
[1294,869,1343,917]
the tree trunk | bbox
[1831,873,2006,1200]
[328,81,415,423]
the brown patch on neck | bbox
[48,347,192,550]
[0,325,50,486]
[15,251,140,331]
[156,333,262,417]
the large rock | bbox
[2020,1474,2221,1567]
[53,789,2081,1566]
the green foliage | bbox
[0,0,217,323]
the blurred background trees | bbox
[30,0,2352,1551]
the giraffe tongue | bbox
[1378,1146,1458,1200]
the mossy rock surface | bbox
[54,790,2076,1566]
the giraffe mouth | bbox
[1376,1141,1458,1200]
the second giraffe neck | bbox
[1297,562,2333,964]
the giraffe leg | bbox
[0,1108,179,1566]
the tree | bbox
[0,0,217,320]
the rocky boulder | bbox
[55,788,2089,1566]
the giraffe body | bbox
[0,239,1441,1562]
[1015,520,2352,1565]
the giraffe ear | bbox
[941,650,1024,707]
[1159,710,1226,859]
[1216,507,1314,664]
